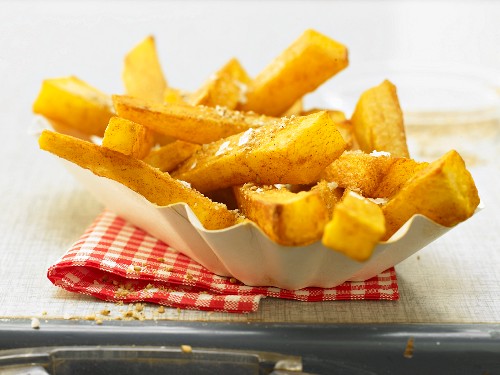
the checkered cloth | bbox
[47,211,399,313]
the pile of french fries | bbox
[34,30,480,262]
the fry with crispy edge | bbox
[102,116,155,159]
[351,80,409,158]
[239,29,348,116]
[382,150,480,240]
[38,130,240,230]
[144,140,201,172]
[320,150,428,198]
[113,95,276,144]
[189,58,251,109]
[122,35,167,102]
[173,111,347,192]
[322,190,386,261]
[234,181,342,246]
[33,76,114,137]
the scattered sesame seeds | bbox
[100,309,111,316]
[157,306,165,314]
[181,345,193,353]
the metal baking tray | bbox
[0,321,498,374]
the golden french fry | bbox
[46,119,92,142]
[320,150,427,198]
[322,190,386,261]
[143,140,201,172]
[33,76,113,137]
[189,58,251,109]
[239,29,348,116]
[113,95,276,144]
[38,130,240,230]
[102,116,155,159]
[302,109,355,149]
[163,87,189,105]
[122,35,167,103]
[382,150,480,240]
[351,80,409,158]
[234,181,341,246]
[173,111,347,192]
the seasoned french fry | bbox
[189,58,251,109]
[302,109,355,149]
[351,80,409,158]
[38,130,240,230]
[33,76,113,137]
[234,181,342,246]
[382,150,480,240]
[320,150,427,198]
[143,140,201,172]
[173,111,347,192]
[122,35,167,102]
[376,156,429,198]
[46,119,92,142]
[122,35,175,146]
[239,29,348,116]
[322,190,386,261]
[102,116,155,159]
[113,95,276,144]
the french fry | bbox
[172,111,347,192]
[351,80,409,158]
[234,181,342,246]
[382,150,480,240]
[189,58,251,109]
[163,87,189,105]
[33,76,113,137]
[113,94,277,144]
[122,35,175,146]
[38,130,240,230]
[143,140,201,172]
[322,190,386,261]
[46,118,92,142]
[302,109,356,149]
[320,150,427,198]
[122,35,167,103]
[102,116,155,159]
[239,29,348,116]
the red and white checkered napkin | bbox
[47,211,399,313]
